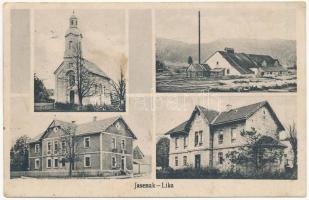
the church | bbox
[54,13,113,106]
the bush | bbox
[156,167,296,179]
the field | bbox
[156,72,297,93]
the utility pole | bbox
[198,11,201,64]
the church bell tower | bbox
[64,11,83,59]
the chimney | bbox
[224,47,234,54]
[225,104,232,112]
[93,116,97,122]
[198,11,201,64]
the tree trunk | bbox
[69,161,72,177]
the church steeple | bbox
[64,11,82,59]
[69,11,78,28]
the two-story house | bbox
[165,101,287,173]
[28,116,137,177]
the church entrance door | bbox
[70,90,74,104]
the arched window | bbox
[66,71,75,87]
[69,41,73,49]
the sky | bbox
[156,5,296,44]
[10,96,153,156]
[155,95,297,136]
[34,9,126,89]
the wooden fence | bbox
[34,102,54,111]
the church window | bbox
[69,41,73,49]
[67,71,75,87]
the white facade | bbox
[54,14,112,106]
[168,104,287,173]
[205,52,241,76]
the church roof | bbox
[83,59,109,78]
[54,59,110,79]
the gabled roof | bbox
[165,120,189,135]
[247,54,280,67]
[205,49,283,75]
[212,101,285,131]
[212,101,267,125]
[54,59,110,79]
[217,51,255,74]
[165,101,285,136]
[29,116,137,143]
[186,63,211,72]
[165,106,219,135]
[76,116,120,135]
[133,146,144,159]
[28,119,77,144]
[76,116,137,139]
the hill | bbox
[156,38,296,67]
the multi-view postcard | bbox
[3,2,307,198]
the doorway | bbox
[121,156,126,171]
[70,90,74,104]
[195,154,201,169]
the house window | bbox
[84,155,91,167]
[35,144,40,153]
[61,158,66,167]
[121,139,125,150]
[54,158,59,168]
[183,156,187,166]
[84,137,90,148]
[54,141,58,154]
[47,142,52,155]
[227,69,230,74]
[61,141,66,153]
[218,152,224,164]
[194,132,199,146]
[175,138,179,149]
[47,158,52,168]
[111,138,116,149]
[198,131,203,145]
[216,61,219,65]
[218,131,224,144]
[184,136,188,148]
[231,128,236,143]
[175,156,178,166]
[263,110,266,119]
[111,156,117,168]
[35,159,40,169]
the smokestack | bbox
[198,11,201,64]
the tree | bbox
[110,65,126,111]
[61,125,78,177]
[226,128,285,175]
[59,44,98,106]
[188,56,193,65]
[156,137,170,168]
[10,135,30,171]
[287,123,297,171]
[34,74,51,103]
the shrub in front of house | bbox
[156,167,297,179]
